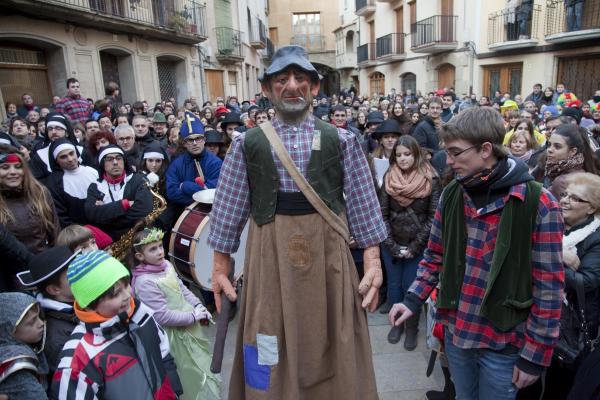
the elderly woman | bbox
[508,119,539,167]
[538,172,600,400]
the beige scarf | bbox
[385,164,433,207]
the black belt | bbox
[275,191,317,216]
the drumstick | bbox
[210,259,235,374]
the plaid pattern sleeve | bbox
[409,184,564,368]
[520,189,564,367]
[56,96,92,125]
[339,129,387,248]
[408,196,444,301]
[207,135,251,254]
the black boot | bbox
[403,310,420,351]
[387,323,405,344]
[426,366,455,400]
[379,302,392,314]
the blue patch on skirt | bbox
[244,344,270,391]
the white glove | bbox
[193,304,213,323]
[146,172,160,187]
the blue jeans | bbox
[380,244,420,304]
[566,2,584,31]
[444,331,520,400]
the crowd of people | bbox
[2,43,600,399]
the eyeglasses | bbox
[117,136,134,142]
[104,155,124,163]
[560,192,589,204]
[185,136,205,144]
[444,145,478,159]
[47,126,66,132]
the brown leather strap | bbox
[259,121,351,243]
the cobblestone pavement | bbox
[203,308,443,399]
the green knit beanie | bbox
[67,250,130,308]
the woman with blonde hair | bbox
[0,145,59,255]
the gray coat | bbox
[0,292,48,399]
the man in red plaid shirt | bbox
[390,107,564,399]
[55,78,92,125]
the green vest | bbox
[437,179,542,332]
[244,119,345,226]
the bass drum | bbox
[169,201,247,290]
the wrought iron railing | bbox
[250,18,267,45]
[376,33,406,57]
[290,35,326,51]
[545,0,600,36]
[263,37,275,59]
[45,0,207,36]
[355,0,375,13]
[488,5,541,44]
[215,27,244,58]
[357,43,375,63]
[410,15,457,48]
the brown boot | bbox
[403,310,420,351]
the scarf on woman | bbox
[131,260,168,292]
[385,163,433,207]
[514,149,533,164]
[564,216,600,256]
[545,152,585,180]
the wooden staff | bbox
[210,259,235,373]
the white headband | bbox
[52,143,77,160]
[47,120,67,130]
[98,147,125,163]
[143,151,165,160]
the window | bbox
[482,63,522,98]
[401,72,416,93]
[292,13,322,50]
[369,72,385,96]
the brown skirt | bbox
[228,213,378,400]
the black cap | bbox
[367,111,385,126]
[221,112,242,127]
[562,107,583,125]
[205,131,224,144]
[372,119,402,140]
[17,246,79,287]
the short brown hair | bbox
[439,107,507,158]
[57,225,93,252]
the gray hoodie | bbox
[0,292,48,399]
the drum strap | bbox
[194,159,205,181]
[259,121,351,244]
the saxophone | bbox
[106,181,167,261]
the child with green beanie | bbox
[51,250,183,400]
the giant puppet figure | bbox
[208,45,386,399]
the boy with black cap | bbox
[17,246,79,376]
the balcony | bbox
[410,15,458,53]
[355,0,375,17]
[262,37,275,61]
[4,0,207,45]
[487,5,541,50]
[545,0,600,43]
[376,33,406,60]
[336,52,357,69]
[357,43,376,67]
[250,19,267,49]
[290,35,327,52]
[215,27,244,63]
